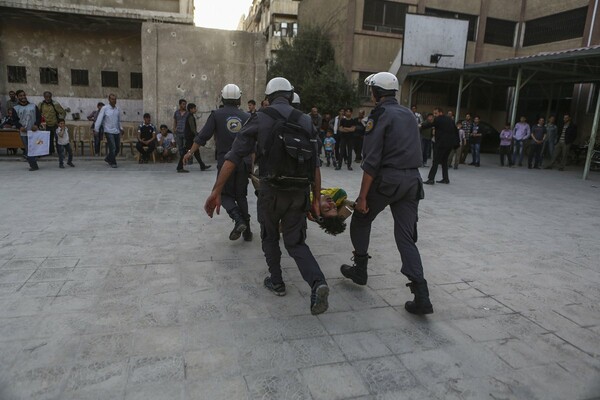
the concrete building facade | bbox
[238,0,300,63]
[0,0,268,129]
[297,0,600,135]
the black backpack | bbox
[259,107,317,190]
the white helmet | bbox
[367,72,399,91]
[292,92,301,105]
[221,84,241,100]
[265,77,294,95]
[363,73,375,86]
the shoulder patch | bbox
[226,116,243,133]
[364,106,385,135]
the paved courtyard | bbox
[0,152,599,400]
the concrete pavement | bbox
[0,152,599,399]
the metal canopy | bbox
[406,45,600,180]
[406,46,600,85]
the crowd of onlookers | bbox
[0,88,580,173]
[411,105,578,171]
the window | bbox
[523,7,587,46]
[71,69,89,86]
[363,0,408,35]
[425,8,478,41]
[101,71,118,87]
[484,18,516,47]
[40,67,58,84]
[7,66,27,83]
[272,22,298,38]
[131,72,143,89]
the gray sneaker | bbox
[264,276,286,296]
[310,283,329,315]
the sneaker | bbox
[110,164,118,168]
[264,276,286,296]
[67,162,75,167]
[310,283,329,315]
[177,169,189,173]
[347,165,353,171]
[59,164,65,168]
[201,164,212,171]
[28,166,39,171]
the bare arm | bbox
[204,160,237,217]
[356,171,375,214]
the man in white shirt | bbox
[94,93,123,168]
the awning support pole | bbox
[510,68,523,127]
[455,74,464,123]
[583,91,600,180]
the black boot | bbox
[228,208,247,240]
[242,218,253,241]
[340,253,370,285]
[404,280,433,315]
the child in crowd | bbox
[1,107,21,154]
[323,129,336,167]
[499,122,513,167]
[156,124,177,162]
[448,121,465,170]
[55,119,74,168]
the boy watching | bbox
[499,123,513,167]
[56,119,74,168]
[136,113,156,163]
[323,129,336,167]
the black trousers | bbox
[177,135,206,170]
[427,146,452,181]
[350,171,425,283]
[220,161,250,222]
[136,141,156,158]
[499,145,512,166]
[339,134,354,167]
[528,143,543,168]
[354,136,363,161]
[48,125,57,154]
[257,183,326,288]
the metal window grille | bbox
[40,67,58,85]
[7,65,27,83]
[523,7,587,47]
[71,69,89,86]
[484,17,516,47]
[363,0,408,35]
[130,72,143,89]
[101,71,119,88]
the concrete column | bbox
[583,92,600,180]
[510,68,522,128]
[583,0,600,46]
[474,0,489,63]
[455,74,464,123]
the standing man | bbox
[545,113,577,171]
[173,99,189,172]
[422,108,459,184]
[39,91,66,155]
[354,109,366,162]
[542,115,558,162]
[204,77,329,315]
[247,100,257,115]
[308,106,323,157]
[185,84,251,241]
[469,115,482,167]
[411,105,423,125]
[512,116,531,167]
[94,93,123,168]
[88,102,105,156]
[419,113,434,167]
[340,72,432,315]
[528,117,546,169]
[459,113,473,164]
[337,107,355,170]
[13,90,41,171]
[6,90,18,112]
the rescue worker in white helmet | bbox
[185,84,253,241]
[340,71,433,315]
[204,77,330,315]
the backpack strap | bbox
[259,107,284,121]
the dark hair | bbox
[248,100,256,105]
[318,217,347,236]
[433,107,444,113]
[187,103,196,111]
[346,107,353,112]
[426,113,433,117]
[160,124,168,130]
[97,102,105,107]
[43,91,52,96]
[223,98,240,107]
[474,115,480,119]
[15,90,25,96]
[179,99,187,105]
[143,113,150,118]
[57,118,65,123]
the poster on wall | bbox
[27,130,50,157]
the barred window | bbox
[130,72,143,89]
[7,66,27,83]
[101,71,118,87]
[484,18,516,47]
[40,67,58,85]
[523,7,587,46]
[71,69,89,86]
[363,0,409,35]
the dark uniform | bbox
[351,97,426,283]
[224,97,326,289]
[195,105,251,223]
